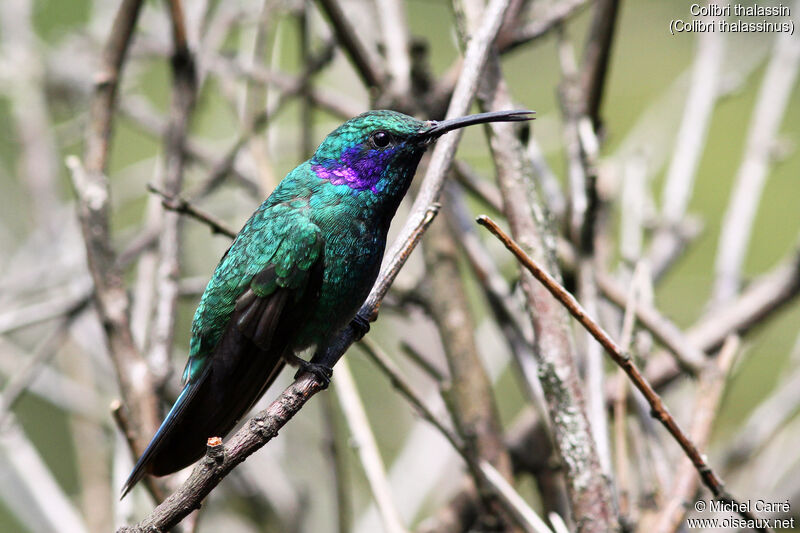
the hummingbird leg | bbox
[294,359,334,387]
[286,352,333,387]
[294,312,372,386]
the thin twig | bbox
[0,0,61,235]
[146,184,237,238]
[399,341,447,383]
[452,160,504,213]
[111,401,168,504]
[445,185,544,411]
[120,96,261,196]
[375,0,411,94]
[595,270,706,373]
[648,25,724,275]
[477,214,767,531]
[0,416,90,533]
[724,361,800,467]
[321,392,352,533]
[631,244,800,393]
[116,373,324,533]
[556,29,611,476]
[0,318,73,428]
[501,0,590,53]
[0,281,91,335]
[579,0,620,127]
[190,40,338,199]
[298,1,314,159]
[612,262,645,523]
[646,336,740,533]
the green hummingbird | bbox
[122,108,534,496]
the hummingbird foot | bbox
[291,357,333,387]
[351,312,370,340]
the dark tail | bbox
[121,326,287,498]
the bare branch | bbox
[579,0,621,127]
[501,0,590,54]
[648,26,724,275]
[376,0,412,94]
[477,215,766,531]
[359,338,553,533]
[321,392,352,533]
[117,373,324,533]
[643,336,739,533]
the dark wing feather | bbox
[122,221,324,496]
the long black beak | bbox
[419,109,535,143]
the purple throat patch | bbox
[312,145,397,193]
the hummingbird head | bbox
[310,109,534,204]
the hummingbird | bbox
[122,108,534,496]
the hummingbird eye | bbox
[370,130,392,149]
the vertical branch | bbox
[460,4,617,525]
[713,23,800,306]
[0,0,61,235]
[149,0,198,383]
[375,0,412,95]
[85,0,144,174]
[334,359,408,533]
[243,0,278,191]
[579,0,620,128]
[321,393,352,533]
[361,0,514,315]
[0,417,90,533]
[648,26,724,278]
[556,32,611,477]
[477,215,766,531]
[299,1,315,159]
[71,0,161,456]
[423,207,514,529]
[612,262,648,524]
[316,0,386,89]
